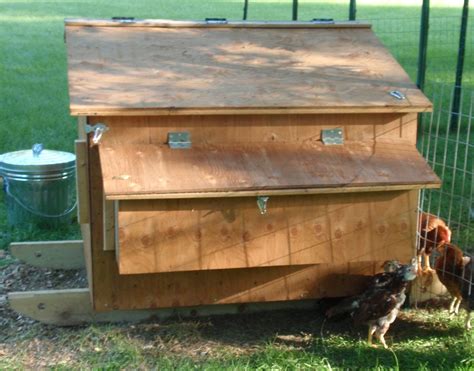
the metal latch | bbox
[86,123,109,145]
[168,132,191,149]
[311,18,335,24]
[322,128,344,145]
[389,90,406,100]
[257,196,269,215]
[205,18,228,24]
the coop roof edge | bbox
[64,18,372,29]
[70,105,433,117]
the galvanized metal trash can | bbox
[0,144,76,227]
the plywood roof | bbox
[99,140,440,200]
[65,19,431,116]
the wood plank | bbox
[103,199,115,251]
[117,196,333,274]
[75,107,432,116]
[65,19,372,29]
[80,224,94,302]
[88,144,419,311]
[99,140,440,200]
[104,184,439,200]
[8,288,320,326]
[91,113,413,146]
[65,25,431,115]
[77,116,87,140]
[75,139,90,224]
[117,191,417,274]
[10,241,84,269]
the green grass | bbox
[0,308,473,369]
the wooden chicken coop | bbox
[62,18,441,315]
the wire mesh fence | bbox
[419,85,473,251]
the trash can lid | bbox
[0,144,76,176]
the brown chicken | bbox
[418,212,452,271]
[326,259,418,348]
[434,243,473,330]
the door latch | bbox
[85,123,109,145]
[321,128,344,145]
[257,196,269,215]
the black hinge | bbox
[205,18,228,24]
[112,17,136,24]
[311,18,335,24]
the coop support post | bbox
[450,0,470,131]
[243,0,249,20]
[416,0,430,91]
[292,0,298,21]
[349,0,357,21]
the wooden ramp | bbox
[8,289,318,326]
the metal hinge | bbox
[112,17,136,24]
[168,132,191,149]
[311,18,335,24]
[322,128,344,145]
[205,18,228,24]
[85,123,109,145]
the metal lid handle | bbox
[32,143,44,158]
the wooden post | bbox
[243,0,249,20]
[349,0,357,21]
[292,0,298,21]
[416,0,430,91]
[450,0,469,131]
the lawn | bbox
[0,0,473,369]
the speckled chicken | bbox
[418,212,452,272]
[434,243,473,330]
[326,259,417,348]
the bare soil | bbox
[0,252,87,337]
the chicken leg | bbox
[367,325,377,347]
[466,311,472,331]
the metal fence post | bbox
[292,0,298,21]
[417,0,430,91]
[243,0,249,20]
[349,0,357,21]
[450,0,470,131]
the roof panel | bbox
[65,20,432,115]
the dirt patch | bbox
[0,252,87,337]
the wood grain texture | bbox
[90,113,415,146]
[117,192,416,274]
[10,241,84,270]
[65,19,372,29]
[8,288,324,325]
[80,223,93,302]
[99,140,440,199]
[103,199,115,251]
[75,140,90,224]
[66,25,431,115]
[88,144,418,311]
